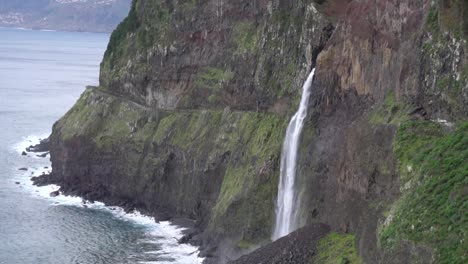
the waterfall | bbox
[272,68,315,240]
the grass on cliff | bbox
[315,232,362,264]
[233,22,259,55]
[426,0,467,39]
[379,121,468,263]
[211,113,286,233]
[369,91,409,125]
[58,92,286,248]
[104,0,139,60]
[196,67,234,90]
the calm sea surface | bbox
[0,27,201,264]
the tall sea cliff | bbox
[39,0,467,263]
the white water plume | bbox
[273,68,315,240]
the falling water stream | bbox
[273,68,315,240]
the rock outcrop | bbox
[38,0,467,263]
[229,224,331,264]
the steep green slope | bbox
[46,1,333,260]
[380,121,467,263]
[43,0,468,263]
[52,86,287,246]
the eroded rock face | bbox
[100,0,333,112]
[46,1,334,261]
[294,0,467,263]
[315,0,467,119]
[45,0,467,263]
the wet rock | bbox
[199,246,217,259]
[21,151,27,156]
[36,152,49,158]
[26,138,50,152]
[18,167,28,171]
[31,174,53,187]
[50,190,60,197]
[229,224,330,264]
[15,182,20,185]
[41,0,468,263]
[178,233,193,244]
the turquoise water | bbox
[0,28,201,264]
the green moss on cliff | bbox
[196,67,234,90]
[427,0,467,39]
[236,239,256,250]
[435,75,464,109]
[233,22,259,55]
[104,0,139,61]
[427,6,439,34]
[179,0,197,12]
[94,102,139,151]
[380,121,468,263]
[315,232,363,264]
[151,109,288,244]
[58,88,103,141]
[369,91,409,125]
[439,0,468,38]
[211,113,287,243]
[421,1,467,118]
[58,89,287,246]
[271,10,303,36]
[100,0,174,89]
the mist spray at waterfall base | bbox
[272,69,315,240]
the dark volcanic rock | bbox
[50,190,60,197]
[21,151,27,156]
[229,224,330,264]
[44,0,467,263]
[47,0,334,260]
[18,167,28,171]
[36,152,49,158]
[26,138,50,153]
[31,174,53,187]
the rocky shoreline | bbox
[31,171,208,254]
[28,137,206,254]
[35,0,468,263]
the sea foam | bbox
[13,134,203,264]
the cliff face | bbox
[48,0,333,259]
[45,0,467,263]
[99,0,332,111]
[295,0,467,263]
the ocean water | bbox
[0,27,201,264]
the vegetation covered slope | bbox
[47,1,333,260]
[44,0,467,263]
[51,87,287,249]
[380,121,467,263]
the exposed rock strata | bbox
[37,0,467,263]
